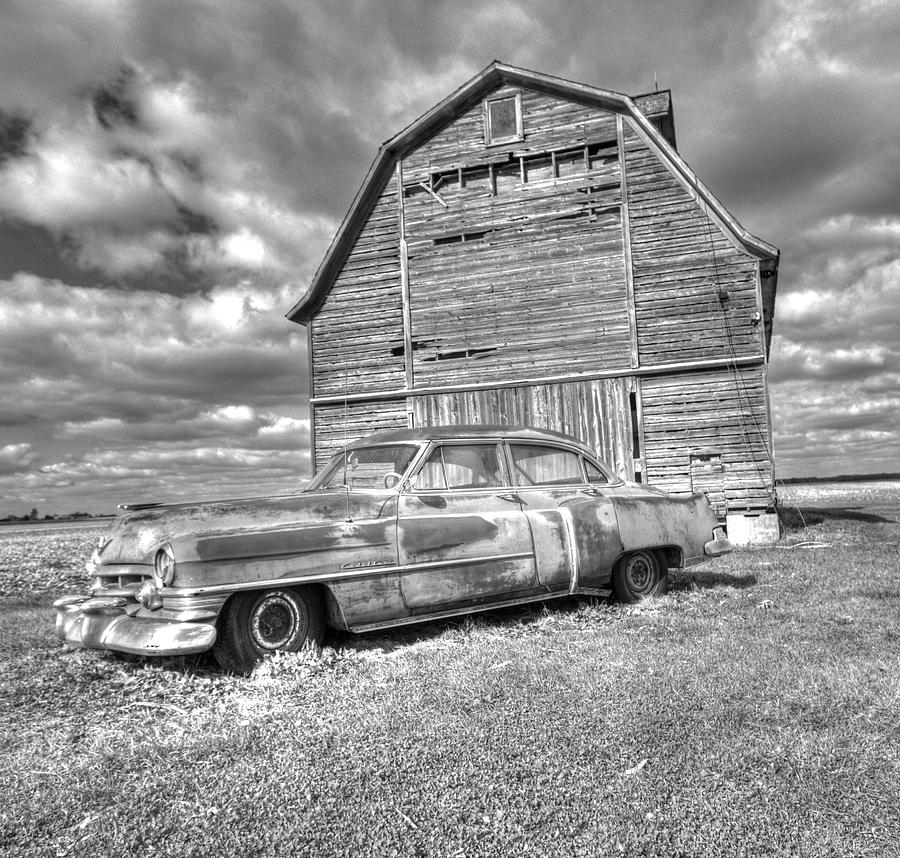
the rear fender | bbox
[610,490,715,562]
[611,545,683,572]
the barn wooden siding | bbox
[640,367,773,514]
[310,181,405,399]
[618,121,774,514]
[306,78,775,515]
[401,86,630,385]
[623,124,763,365]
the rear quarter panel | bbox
[606,484,717,564]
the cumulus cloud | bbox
[0,273,309,511]
[58,405,259,443]
[691,0,900,280]
[768,250,900,476]
[1,439,310,513]
[774,256,900,353]
[0,6,339,284]
[771,343,893,384]
[772,393,900,478]
[757,0,900,81]
[56,405,310,450]
[0,0,898,502]
[0,444,39,475]
[1,434,311,512]
[0,273,308,404]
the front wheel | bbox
[213,586,325,675]
[612,550,667,603]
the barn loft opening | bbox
[433,230,492,246]
[404,138,620,205]
[484,93,522,144]
[429,203,618,247]
[422,346,498,362]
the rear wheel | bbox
[612,550,667,603]
[213,586,325,675]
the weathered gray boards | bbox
[288,63,779,518]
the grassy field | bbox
[1,483,899,857]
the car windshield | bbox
[307,444,420,491]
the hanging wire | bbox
[696,197,804,529]
[342,366,352,521]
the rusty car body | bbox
[55,425,731,673]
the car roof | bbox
[348,424,596,455]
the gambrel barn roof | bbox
[287,60,779,348]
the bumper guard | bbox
[704,527,733,557]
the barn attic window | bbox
[484,94,522,145]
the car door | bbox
[507,441,623,591]
[397,441,540,612]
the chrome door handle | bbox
[497,492,520,503]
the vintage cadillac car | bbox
[55,426,731,673]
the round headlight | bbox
[153,544,176,587]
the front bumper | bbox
[54,595,216,657]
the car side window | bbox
[509,444,585,486]
[415,450,448,491]
[584,459,609,484]
[414,444,505,490]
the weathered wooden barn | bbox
[287,62,779,522]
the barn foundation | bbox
[725,512,781,546]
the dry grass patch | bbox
[1,486,899,856]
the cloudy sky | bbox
[1,0,898,515]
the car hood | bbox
[95,490,394,566]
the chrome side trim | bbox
[348,589,568,632]
[560,507,580,595]
[168,551,536,597]
[161,593,229,620]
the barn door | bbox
[410,377,636,480]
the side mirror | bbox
[383,472,404,489]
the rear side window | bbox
[509,444,584,486]
[584,459,609,484]
[414,444,505,490]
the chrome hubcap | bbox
[250,593,299,650]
